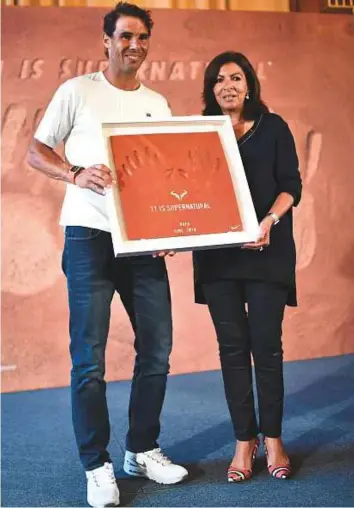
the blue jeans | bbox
[62,226,173,471]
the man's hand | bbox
[74,164,114,195]
[242,216,273,251]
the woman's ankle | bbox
[263,436,289,463]
[231,438,259,468]
[264,436,282,446]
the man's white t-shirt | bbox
[35,71,172,232]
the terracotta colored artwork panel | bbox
[110,132,243,240]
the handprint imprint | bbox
[165,146,220,182]
[1,105,65,297]
[115,143,162,190]
[1,193,62,296]
[186,146,221,181]
[294,129,322,271]
[124,146,161,175]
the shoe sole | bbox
[89,505,119,508]
[87,500,120,508]
[91,505,120,508]
[87,493,120,507]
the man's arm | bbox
[28,80,113,194]
[27,139,113,195]
[27,139,72,183]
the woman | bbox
[193,52,302,482]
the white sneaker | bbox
[123,448,188,485]
[86,462,120,507]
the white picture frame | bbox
[103,115,259,257]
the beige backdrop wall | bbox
[2,7,354,393]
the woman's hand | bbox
[241,216,274,251]
[152,251,176,258]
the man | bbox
[27,3,188,507]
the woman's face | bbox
[213,62,249,113]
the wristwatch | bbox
[267,212,280,225]
[68,165,85,184]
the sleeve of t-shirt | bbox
[34,80,76,149]
[274,116,302,207]
[157,96,172,117]
[165,100,172,117]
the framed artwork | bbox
[103,116,259,256]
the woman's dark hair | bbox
[202,51,269,120]
[103,2,154,38]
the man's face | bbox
[103,15,150,73]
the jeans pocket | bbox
[65,226,102,241]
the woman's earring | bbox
[246,92,250,100]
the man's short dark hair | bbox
[103,2,154,37]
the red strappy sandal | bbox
[227,437,260,483]
[264,439,291,479]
